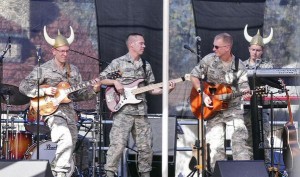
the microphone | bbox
[195,36,201,42]
[8,37,11,56]
[255,59,262,69]
[183,44,196,54]
[36,45,42,59]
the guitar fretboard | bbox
[66,75,107,94]
[132,76,186,95]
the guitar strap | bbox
[232,57,239,87]
[141,59,148,85]
[66,63,71,82]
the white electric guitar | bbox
[105,74,191,112]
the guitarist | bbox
[19,26,101,177]
[190,33,252,172]
[99,33,175,177]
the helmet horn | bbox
[43,26,55,46]
[244,24,252,43]
[66,26,74,45]
[263,27,273,45]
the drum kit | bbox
[0,84,91,176]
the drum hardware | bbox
[24,140,75,177]
[0,84,30,105]
[2,130,32,160]
[24,106,50,135]
[0,84,30,159]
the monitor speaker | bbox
[0,160,53,177]
[127,117,177,177]
[212,160,268,177]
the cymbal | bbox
[24,124,50,134]
[0,84,30,105]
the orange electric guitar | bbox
[30,71,120,116]
[281,79,300,170]
[190,82,266,120]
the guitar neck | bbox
[285,89,294,124]
[66,75,106,94]
[132,77,184,95]
[217,91,244,100]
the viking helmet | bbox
[244,24,273,47]
[43,26,74,48]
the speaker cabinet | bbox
[212,160,268,177]
[127,117,177,177]
[0,160,53,177]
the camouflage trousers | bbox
[206,109,251,171]
[46,115,78,173]
[244,109,271,163]
[105,113,153,173]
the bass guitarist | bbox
[189,33,252,172]
[99,33,175,177]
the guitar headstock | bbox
[184,74,191,81]
[255,85,268,95]
[278,78,286,89]
[107,71,122,79]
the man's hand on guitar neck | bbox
[91,78,102,93]
[241,89,252,100]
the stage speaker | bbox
[212,160,268,177]
[0,160,53,177]
[127,116,177,177]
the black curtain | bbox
[191,0,266,60]
[95,0,163,114]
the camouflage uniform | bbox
[19,59,96,174]
[101,53,155,174]
[190,53,251,171]
[243,58,274,164]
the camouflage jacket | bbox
[191,53,250,109]
[100,53,155,115]
[19,59,96,119]
[243,58,274,69]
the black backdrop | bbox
[192,0,266,60]
[95,0,163,114]
[95,0,266,114]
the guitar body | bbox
[105,79,144,112]
[190,82,232,120]
[282,122,300,170]
[30,82,72,116]
[105,74,191,112]
[279,79,300,170]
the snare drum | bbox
[1,130,32,159]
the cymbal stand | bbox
[0,37,11,150]
[2,93,12,159]
[91,95,101,177]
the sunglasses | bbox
[213,45,227,49]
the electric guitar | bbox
[105,74,191,112]
[30,72,120,116]
[190,82,266,120]
[281,79,300,170]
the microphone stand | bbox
[69,49,109,65]
[70,48,107,177]
[250,59,265,161]
[36,45,42,159]
[195,38,211,177]
[0,37,10,151]
[184,39,210,177]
